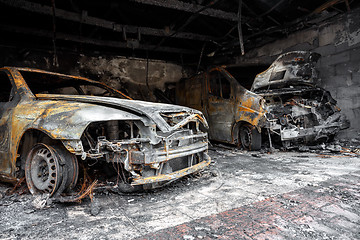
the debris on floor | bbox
[1,147,359,239]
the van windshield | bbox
[225,66,268,91]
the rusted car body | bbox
[176,51,349,150]
[0,67,210,197]
[177,67,266,150]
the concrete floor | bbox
[0,147,359,239]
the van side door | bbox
[206,69,235,142]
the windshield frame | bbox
[17,68,132,100]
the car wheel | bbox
[25,143,78,196]
[239,124,261,150]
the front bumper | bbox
[86,129,210,185]
[131,152,211,185]
[129,133,208,164]
[280,113,350,141]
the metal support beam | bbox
[0,24,196,54]
[131,0,238,22]
[344,0,351,11]
[0,0,214,42]
[237,0,244,55]
[312,0,345,14]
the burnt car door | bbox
[0,70,18,175]
[206,69,235,142]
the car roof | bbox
[2,67,92,82]
[1,67,132,100]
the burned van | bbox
[176,51,349,150]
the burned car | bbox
[0,67,210,197]
[176,51,349,150]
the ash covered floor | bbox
[0,147,359,239]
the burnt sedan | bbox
[251,51,349,148]
[176,51,349,150]
[0,67,210,197]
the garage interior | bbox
[0,0,360,239]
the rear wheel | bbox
[239,124,262,150]
[25,143,78,197]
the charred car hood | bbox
[251,51,321,92]
[36,94,208,132]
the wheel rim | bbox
[25,144,61,196]
[240,126,251,149]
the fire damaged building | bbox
[0,0,360,239]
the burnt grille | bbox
[160,112,190,127]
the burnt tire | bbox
[25,143,78,197]
[52,145,79,192]
[239,124,261,150]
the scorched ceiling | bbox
[0,0,358,66]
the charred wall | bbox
[78,56,185,101]
[0,46,185,101]
[235,7,360,139]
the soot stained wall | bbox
[78,56,184,101]
[0,47,184,101]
